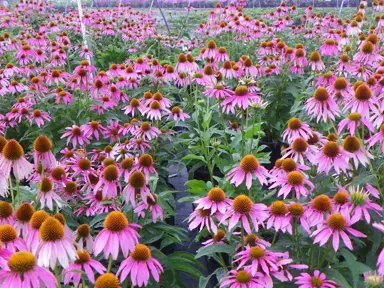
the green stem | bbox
[326,250,336,267]
[55,266,61,288]
[241,110,246,157]
[271,231,278,246]
[249,110,257,154]
[218,252,227,268]
[9,177,14,206]
[16,180,20,205]
[81,270,87,288]
[107,255,113,272]
[318,243,333,268]
[308,245,313,271]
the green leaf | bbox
[245,123,262,138]
[89,212,108,227]
[202,111,212,129]
[323,268,352,288]
[185,179,207,194]
[341,249,372,288]
[199,267,227,288]
[286,84,298,96]
[195,244,234,259]
[182,154,206,163]
[198,274,213,288]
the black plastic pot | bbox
[259,140,284,170]
[192,167,224,182]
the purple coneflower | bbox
[63,250,106,286]
[315,141,351,174]
[94,211,141,260]
[36,217,76,269]
[220,195,268,234]
[311,212,366,251]
[294,270,338,288]
[305,87,339,123]
[117,244,163,286]
[0,251,57,288]
[226,154,269,189]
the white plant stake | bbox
[76,0,93,69]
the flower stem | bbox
[308,246,313,271]
[271,231,278,246]
[16,180,21,205]
[54,266,62,288]
[9,177,14,206]
[107,255,113,272]
[81,272,86,288]
[318,243,333,268]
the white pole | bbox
[338,0,345,17]
[149,0,155,11]
[76,0,94,77]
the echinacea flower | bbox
[13,202,34,236]
[266,201,292,233]
[234,245,280,276]
[220,195,268,234]
[305,87,340,122]
[94,273,121,288]
[82,121,106,141]
[168,106,190,121]
[220,268,266,288]
[194,187,231,215]
[282,137,317,165]
[226,154,270,189]
[37,177,62,211]
[221,86,261,110]
[363,271,383,287]
[342,186,382,223]
[61,125,90,148]
[0,139,33,181]
[269,170,314,199]
[134,122,161,140]
[63,250,106,286]
[354,41,382,66]
[308,51,325,71]
[282,118,313,142]
[304,195,333,227]
[366,124,384,154]
[123,171,151,207]
[94,164,121,199]
[0,201,14,225]
[202,229,226,247]
[117,244,163,286]
[0,251,57,288]
[0,241,11,268]
[188,208,218,233]
[294,270,338,288]
[328,77,354,100]
[134,193,163,223]
[93,211,141,260]
[311,212,366,251]
[133,154,157,181]
[25,210,49,254]
[344,84,378,118]
[338,112,374,135]
[33,135,57,170]
[316,141,351,174]
[320,39,339,56]
[0,224,27,253]
[36,217,76,269]
[288,202,310,233]
[74,224,93,252]
[342,135,373,167]
[373,222,384,275]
